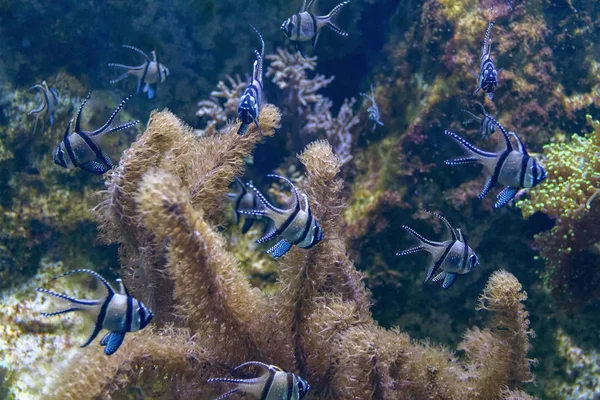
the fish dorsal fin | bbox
[476,101,487,116]
[484,115,512,151]
[300,0,307,12]
[231,361,271,375]
[456,228,466,245]
[307,0,318,12]
[249,24,264,80]
[53,269,115,296]
[424,210,457,241]
[74,92,91,133]
[267,174,301,213]
[233,177,247,196]
[62,119,79,166]
[116,278,130,296]
[509,132,528,156]
[123,44,151,63]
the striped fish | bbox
[238,25,265,136]
[360,84,384,132]
[53,92,139,174]
[472,11,497,100]
[461,102,497,139]
[396,211,479,290]
[227,177,260,234]
[29,80,59,134]
[238,174,323,258]
[445,116,547,208]
[109,45,170,99]
[280,0,350,58]
[208,361,310,400]
[36,269,153,355]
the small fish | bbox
[109,45,170,99]
[472,8,498,100]
[360,84,384,132]
[29,80,59,134]
[396,211,479,289]
[36,269,153,355]
[227,177,260,234]
[208,361,310,400]
[445,116,547,208]
[461,102,497,139]
[238,25,265,136]
[53,93,139,174]
[238,174,323,258]
[280,0,350,58]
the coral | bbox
[196,74,247,136]
[47,108,535,399]
[303,98,360,165]
[517,115,600,304]
[266,48,334,108]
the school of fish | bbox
[26,1,553,398]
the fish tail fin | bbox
[321,1,349,37]
[444,130,494,165]
[401,225,443,250]
[41,307,82,317]
[35,287,99,307]
[109,71,131,84]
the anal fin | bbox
[478,176,496,199]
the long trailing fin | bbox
[431,271,447,283]
[122,45,151,62]
[103,120,140,136]
[109,71,131,84]
[480,115,512,151]
[74,92,91,133]
[423,210,457,241]
[41,307,82,317]
[231,361,271,374]
[402,225,444,247]
[51,269,115,295]
[508,131,528,156]
[266,174,301,212]
[215,389,240,400]
[479,176,496,199]
[396,246,425,257]
[245,182,287,215]
[35,288,101,306]
[90,95,133,136]
[249,24,264,80]
[444,130,496,161]
[256,227,278,244]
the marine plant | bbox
[43,105,536,399]
[517,115,600,305]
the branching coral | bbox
[50,108,536,399]
[517,115,600,304]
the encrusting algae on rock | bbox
[43,105,537,399]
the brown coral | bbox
[50,108,535,399]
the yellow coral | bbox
[518,115,600,220]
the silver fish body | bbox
[239,174,323,258]
[227,177,260,234]
[281,0,350,57]
[36,269,153,355]
[397,211,479,289]
[109,45,169,99]
[238,25,265,135]
[53,93,139,174]
[445,116,546,208]
[208,362,310,400]
[29,80,59,134]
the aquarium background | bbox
[1,0,600,399]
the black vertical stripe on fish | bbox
[63,136,80,167]
[77,132,113,170]
[532,160,538,184]
[261,369,276,400]
[461,233,469,270]
[125,294,133,331]
[295,13,301,38]
[138,304,146,328]
[430,240,455,282]
[156,52,162,82]
[309,11,318,40]
[286,373,294,400]
[41,90,50,116]
[82,291,114,348]
[275,205,300,236]
[297,211,313,244]
[519,155,528,187]
[139,61,150,94]
[490,149,511,191]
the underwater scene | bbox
[0,0,599,399]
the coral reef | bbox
[44,109,535,399]
[517,115,600,305]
